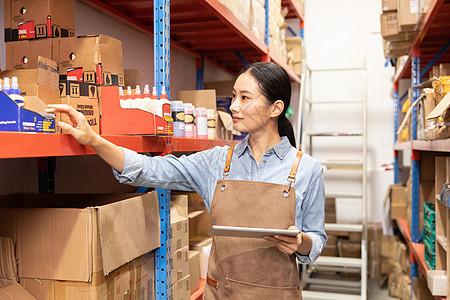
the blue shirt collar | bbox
[234,135,292,159]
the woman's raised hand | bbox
[45,104,99,146]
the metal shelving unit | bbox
[392,0,450,297]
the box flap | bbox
[0,282,37,300]
[97,192,160,275]
[188,211,204,219]
[427,92,450,119]
[171,195,188,218]
[0,237,17,288]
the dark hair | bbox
[239,62,296,147]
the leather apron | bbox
[204,146,303,300]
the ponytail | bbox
[278,114,296,147]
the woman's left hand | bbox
[264,226,302,255]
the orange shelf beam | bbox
[190,279,206,300]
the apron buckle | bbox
[220,171,229,191]
[283,177,295,197]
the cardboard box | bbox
[397,0,421,32]
[6,39,60,70]
[250,0,265,41]
[0,237,17,288]
[175,90,217,110]
[124,69,143,87]
[381,235,399,258]
[171,274,190,300]
[322,235,338,256]
[59,35,124,87]
[338,239,361,258]
[4,0,75,42]
[439,63,450,76]
[391,185,407,204]
[185,192,211,239]
[382,0,397,11]
[20,253,155,300]
[0,282,36,300]
[380,12,415,41]
[171,245,189,284]
[204,81,235,98]
[285,37,303,76]
[0,193,160,282]
[426,270,447,296]
[413,277,434,300]
[348,231,362,242]
[381,256,396,274]
[218,0,250,28]
[368,223,383,242]
[391,203,408,219]
[60,96,100,134]
[369,240,381,260]
[0,93,56,133]
[369,259,381,280]
[189,236,212,252]
[171,194,189,252]
[188,250,200,293]
[1,56,60,105]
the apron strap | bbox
[220,146,235,191]
[283,151,303,198]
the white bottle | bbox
[134,84,143,108]
[207,109,216,139]
[140,86,159,115]
[123,86,134,108]
[119,87,125,107]
[3,77,10,94]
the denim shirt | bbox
[113,135,327,263]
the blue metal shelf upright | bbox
[154,0,171,298]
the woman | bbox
[46,62,326,299]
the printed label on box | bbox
[18,21,35,39]
[35,24,47,38]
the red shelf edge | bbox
[190,278,206,300]
[283,0,304,21]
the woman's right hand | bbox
[45,104,99,146]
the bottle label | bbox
[172,110,185,122]
[197,117,207,136]
[163,104,172,122]
[207,119,216,128]
[185,113,194,124]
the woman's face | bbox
[230,73,273,133]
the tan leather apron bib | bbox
[204,146,303,300]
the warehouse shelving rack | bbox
[1,0,304,299]
[392,0,450,298]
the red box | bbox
[100,86,172,135]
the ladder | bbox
[296,60,368,300]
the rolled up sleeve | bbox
[113,146,226,203]
[295,168,327,264]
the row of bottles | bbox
[0,76,24,106]
[119,85,216,139]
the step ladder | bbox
[296,60,368,300]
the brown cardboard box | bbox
[60,97,100,134]
[412,277,434,300]
[4,0,75,42]
[398,274,411,300]
[369,259,381,280]
[175,90,217,110]
[204,81,235,98]
[1,57,60,105]
[380,12,415,41]
[171,194,189,252]
[0,282,36,300]
[189,250,200,293]
[20,253,155,300]
[322,235,338,256]
[285,37,303,76]
[348,231,362,242]
[369,240,381,260]
[391,203,408,219]
[185,192,211,239]
[6,39,60,70]
[382,0,397,11]
[439,63,450,76]
[381,256,396,274]
[124,69,143,87]
[59,35,124,87]
[0,193,160,282]
[189,236,212,252]
[0,237,17,288]
[324,197,337,223]
[381,235,399,258]
[368,223,383,242]
[171,245,189,284]
[250,0,265,41]
[397,0,420,32]
[338,238,361,258]
[391,185,407,204]
[171,274,190,300]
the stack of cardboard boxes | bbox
[380,0,430,59]
[0,192,161,299]
[1,0,126,135]
[170,195,191,300]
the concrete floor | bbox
[368,279,397,300]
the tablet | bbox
[209,225,300,239]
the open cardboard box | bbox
[100,86,172,135]
[0,192,160,282]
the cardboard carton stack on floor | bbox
[380,235,411,299]
[380,0,426,58]
[0,192,161,299]
[171,195,191,300]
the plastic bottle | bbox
[171,100,185,137]
[0,79,3,91]
[123,86,134,108]
[207,109,216,139]
[184,103,195,138]
[143,84,151,99]
[119,87,126,107]
[196,107,207,139]
[11,77,21,96]
[3,77,11,95]
[160,86,172,122]
[134,85,143,108]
